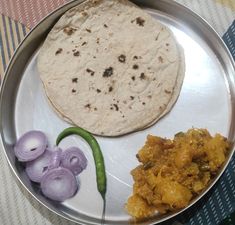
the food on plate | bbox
[56,126,107,199]
[37,0,185,136]
[14,130,87,201]
[14,130,47,162]
[56,126,107,221]
[26,148,62,182]
[41,167,78,202]
[126,128,230,219]
[61,146,88,175]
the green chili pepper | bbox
[56,127,107,224]
[56,126,107,199]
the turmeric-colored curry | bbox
[126,129,230,219]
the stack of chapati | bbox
[37,0,185,136]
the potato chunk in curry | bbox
[126,129,230,219]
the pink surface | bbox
[0,0,67,28]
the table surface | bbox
[0,1,235,225]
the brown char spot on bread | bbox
[155,33,160,41]
[82,11,88,16]
[104,24,108,28]
[86,28,91,33]
[86,68,95,76]
[82,41,87,46]
[158,56,163,63]
[113,104,119,111]
[55,48,63,55]
[136,17,145,26]
[132,64,139,69]
[72,78,78,83]
[103,67,113,77]
[73,51,80,56]
[131,17,145,26]
[63,27,77,35]
[91,0,100,5]
[140,73,146,80]
[72,89,76,93]
[85,104,91,108]
[164,89,171,94]
[118,54,126,63]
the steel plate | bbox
[0,0,235,224]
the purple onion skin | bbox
[48,147,62,169]
[15,132,86,202]
[61,147,88,175]
[14,131,47,162]
[25,148,61,183]
[41,167,78,201]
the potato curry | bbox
[126,128,230,219]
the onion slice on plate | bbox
[14,131,47,162]
[26,149,61,183]
[41,167,78,201]
[61,147,87,175]
[48,146,62,169]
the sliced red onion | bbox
[41,167,78,201]
[26,148,61,183]
[61,147,87,175]
[14,131,47,162]
[48,147,62,169]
